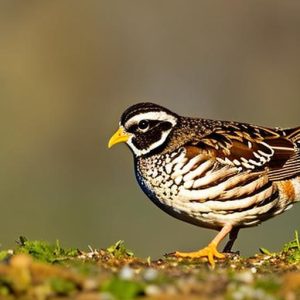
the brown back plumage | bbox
[188,123,300,181]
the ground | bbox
[0,234,300,300]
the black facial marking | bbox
[132,121,173,151]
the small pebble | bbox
[235,271,253,284]
[99,292,114,300]
[119,265,134,280]
[143,268,158,281]
[145,284,161,296]
[83,278,98,291]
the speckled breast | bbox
[134,147,220,229]
[135,148,184,206]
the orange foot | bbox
[175,242,225,268]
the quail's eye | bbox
[138,120,150,131]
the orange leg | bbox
[175,224,233,268]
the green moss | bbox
[0,250,10,261]
[254,278,280,294]
[282,230,300,263]
[101,277,144,300]
[15,236,77,263]
[0,280,10,296]
[50,277,76,295]
[106,240,134,259]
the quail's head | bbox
[108,103,179,156]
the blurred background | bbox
[0,1,299,257]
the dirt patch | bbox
[0,235,299,299]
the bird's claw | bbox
[174,242,225,268]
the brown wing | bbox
[284,126,300,143]
[191,123,300,181]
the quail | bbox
[108,102,300,267]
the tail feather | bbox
[268,126,300,181]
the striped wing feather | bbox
[192,124,300,181]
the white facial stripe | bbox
[127,128,173,157]
[125,111,177,128]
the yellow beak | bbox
[108,126,130,148]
